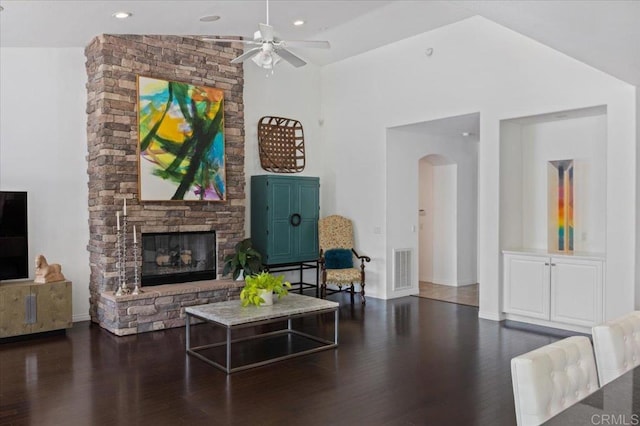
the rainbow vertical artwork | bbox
[137,76,226,201]
[548,160,574,252]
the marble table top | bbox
[185,293,339,326]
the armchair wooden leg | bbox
[321,268,327,299]
[349,283,355,305]
[360,262,367,305]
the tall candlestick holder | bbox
[132,236,142,295]
[115,223,124,296]
[115,215,131,296]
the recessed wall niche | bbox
[499,105,607,255]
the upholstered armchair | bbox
[318,215,370,305]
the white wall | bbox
[431,164,457,285]
[0,48,90,321]
[321,16,636,320]
[456,140,479,286]
[499,122,524,250]
[243,62,323,235]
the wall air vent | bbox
[393,248,413,290]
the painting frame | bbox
[137,75,226,202]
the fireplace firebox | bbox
[141,231,216,286]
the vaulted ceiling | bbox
[0,0,638,86]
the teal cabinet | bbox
[251,175,319,265]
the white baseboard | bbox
[430,278,477,287]
[503,313,592,334]
[390,287,418,299]
[431,279,458,286]
[73,314,91,322]
[478,311,503,321]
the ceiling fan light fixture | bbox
[252,50,280,69]
[208,0,327,71]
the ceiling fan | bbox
[205,0,330,70]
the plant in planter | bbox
[222,238,263,280]
[240,271,292,307]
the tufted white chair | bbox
[592,311,640,385]
[511,336,599,426]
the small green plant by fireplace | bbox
[222,238,263,280]
[240,272,292,307]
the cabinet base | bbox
[503,313,592,334]
[0,328,67,343]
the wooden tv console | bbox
[0,280,72,339]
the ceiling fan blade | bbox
[274,47,307,68]
[282,40,330,49]
[203,38,261,45]
[230,47,263,64]
[259,23,275,42]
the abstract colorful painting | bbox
[548,160,574,252]
[137,76,226,201]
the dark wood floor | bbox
[0,293,575,426]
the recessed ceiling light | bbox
[200,15,221,22]
[462,132,471,137]
[112,11,132,19]
[293,20,305,26]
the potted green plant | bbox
[240,271,292,307]
[222,238,263,280]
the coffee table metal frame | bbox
[185,297,338,374]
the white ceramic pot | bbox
[258,289,273,306]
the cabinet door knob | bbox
[290,213,302,227]
[545,262,550,266]
[551,263,557,266]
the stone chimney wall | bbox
[85,35,245,322]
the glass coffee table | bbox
[185,293,339,374]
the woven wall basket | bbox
[257,116,305,173]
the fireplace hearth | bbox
[142,231,216,286]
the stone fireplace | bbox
[85,34,247,335]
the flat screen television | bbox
[0,191,28,281]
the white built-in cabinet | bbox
[504,253,550,320]
[503,251,603,330]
